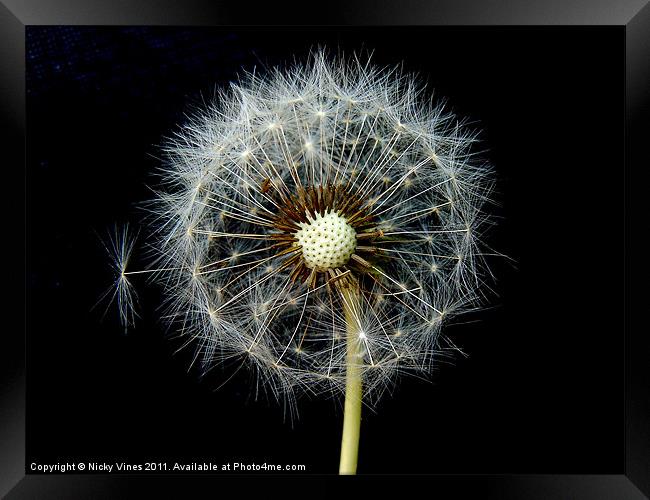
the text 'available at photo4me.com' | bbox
[30,461,307,473]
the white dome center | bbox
[294,210,357,271]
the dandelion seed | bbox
[98,224,139,333]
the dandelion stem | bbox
[339,284,362,475]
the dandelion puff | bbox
[108,49,499,474]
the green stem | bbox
[339,286,362,475]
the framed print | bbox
[2,1,648,498]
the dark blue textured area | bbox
[29,27,231,91]
[27,27,247,109]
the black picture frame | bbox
[2,1,648,498]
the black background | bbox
[26,26,623,474]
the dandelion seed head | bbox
[117,49,497,405]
